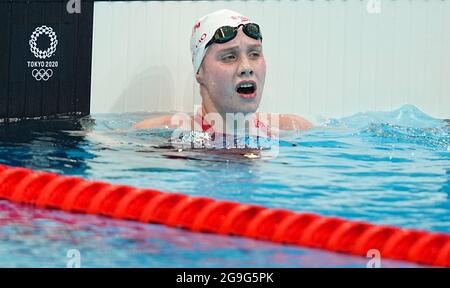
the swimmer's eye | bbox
[221,54,237,62]
[249,51,261,59]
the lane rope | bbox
[0,164,448,267]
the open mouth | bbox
[236,81,257,99]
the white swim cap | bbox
[190,9,255,74]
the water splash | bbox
[360,123,450,151]
[321,105,449,151]
[323,104,445,129]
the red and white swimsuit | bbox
[193,112,272,139]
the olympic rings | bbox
[32,69,53,81]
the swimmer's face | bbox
[196,27,266,115]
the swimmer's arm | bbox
[84,116,173,147]
[255,112,312,132]
[133,115,174,129]
[279,114,313,131]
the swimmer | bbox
[134,9,312,134]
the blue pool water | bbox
[0,104,448,267]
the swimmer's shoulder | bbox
[133,113,195,129]
[256,112,313,131]
[279,114,313,130]
[133,114,174,129]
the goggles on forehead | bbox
[205,23,262,49]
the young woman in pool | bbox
[134,9,312,134]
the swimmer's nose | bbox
[238,57,254,77]
[240,68,254,77]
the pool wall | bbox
[90,0,450,121]
[0,0,94,120]
[1,1,449,121]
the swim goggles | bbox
[205,23,262,48]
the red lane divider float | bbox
[0,164,449,267]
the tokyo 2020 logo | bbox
[29,25,58,59]
[28,25,59,81]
